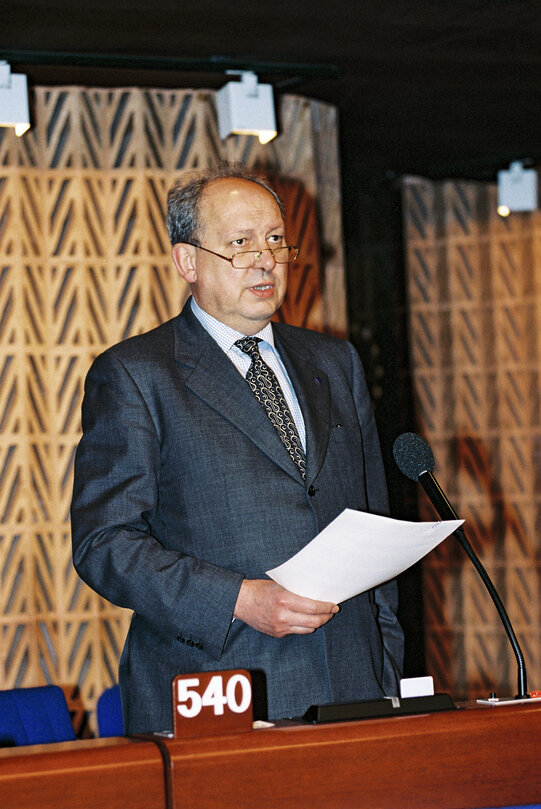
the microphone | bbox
[393,432,529,700]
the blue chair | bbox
[0,685,76,747]
[96,684,124,737]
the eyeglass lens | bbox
[231,246,297,269]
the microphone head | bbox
[393,432,435,481]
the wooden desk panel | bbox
[164,702,541,809]
[0,736,166,809]
[0,703,539,809]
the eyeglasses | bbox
[187,243,299,269]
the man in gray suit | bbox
[71,163,403,733]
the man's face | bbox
[176,178,288,335]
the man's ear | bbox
[172,243,197,283]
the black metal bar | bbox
[0,49,340,80]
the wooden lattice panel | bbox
[0,86,346,730]
[402,175,541,699]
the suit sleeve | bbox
[347,341,404,693]
[70,350,244,660]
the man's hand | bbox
[233,579,339,637]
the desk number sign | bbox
[172,670,253,738]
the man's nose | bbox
[254,249,277,271]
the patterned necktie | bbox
[235,336,306,479]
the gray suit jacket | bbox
[71,299,403,733]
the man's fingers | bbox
[234,579,339,637]
[282,591,339,617]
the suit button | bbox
[195,643,203,650]
[186,639,194,647]
[176,635,185,643]
[308,485,316,496]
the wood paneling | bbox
[402,176,541,699]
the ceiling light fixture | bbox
[216,70,277,144]
[0,61,30,136]
[497,160,537,216]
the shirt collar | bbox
[190,296,276,352]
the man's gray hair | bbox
[166,162,284,247]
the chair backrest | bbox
[96,684,124,737]
[0,685,76,747]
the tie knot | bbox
[235,336,262,358]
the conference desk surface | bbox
[1,700,540,809]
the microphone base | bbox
[477,695,537,706]
[303,693,457,724]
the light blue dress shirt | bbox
[191,297,306,451]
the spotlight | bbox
[216,71,277,144]
[497,160,537,215]
[0,61,30,137]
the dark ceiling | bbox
[3,0,541,180]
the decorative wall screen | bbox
[402,176,541,699]
[0,86,346,722]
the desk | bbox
[0,735,166,809]
[163,701,541,809]
[1,702,539,808]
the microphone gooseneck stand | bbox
[393,432,529,700]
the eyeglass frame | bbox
[186,242,299,269]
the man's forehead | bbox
[201,177,279,210]
[198,177,283,232]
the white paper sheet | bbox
[266,508,463,603]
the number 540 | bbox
[176,673,252,718]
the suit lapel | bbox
[172,305,305,481]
